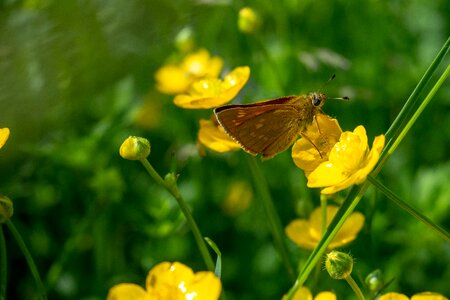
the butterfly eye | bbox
[313,94,321,106]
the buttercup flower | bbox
[379,292,448,300]
[282,286,336,300]
[222,180,253,216]
[0,127,10,149]
[155,49,224,94]
[107,261,221,300]
[307,125,385,194]
[197,118,241,153]
[285,205,364,250]
[174,66,250,109]
[292,114,342,176]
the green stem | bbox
[320,194,327,236]
[286,183,369,299]
[139,159,215,272]
[367,176,450,242]
[0,226,7,300]
[346,275,366,300]
[6,220,46,300]
[246,156,295,280]
[374,37,450,175]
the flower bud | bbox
[175,27,195,53]
[365,269,384,292]
[119,136,151,160]
[238,7,261,34]
[0,195,13,223]
[325,251,353,280]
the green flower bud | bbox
[325,251,353,280]
[119,136,151,160]
[238,7,261,35]
[175,27,195,53]
[365,269,384,292]
[0,195,13,223]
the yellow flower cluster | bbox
[292,114,385,194]
[379,292,448,300]
[107,261,221,300]
[155,48,250,155]
[283,286,336,300]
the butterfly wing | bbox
[214,96,305,158]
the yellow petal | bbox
[197,119,241,153]
[0,128,10,149]
[185,271,222,300]
[330,211,364,249]
[282,286,313,300]
[314,291,337,300]
[379,293,409,300]
[181,49,223,78]
[285,219,318,250]
[107,283,150,300]
[155,65,192,94]
[173,66,250,109]
[292,115,342,175]
[307,161,347,188]
[411,292,449,300]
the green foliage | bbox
[0,1,449,299]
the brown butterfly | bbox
[214,92,334,159]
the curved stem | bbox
[0,226,7,300]
[246,156,295,280]
[368,176,449,242]
[346,275,366,300]
[6,220,47,300]
[139,159,215,272]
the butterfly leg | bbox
[300,132,323,158]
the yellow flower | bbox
[222,181,253,216]
[107,261,222,300]
[379,292,448,300]
[0,128,10,149]
[173,66,250,109]
[197,118,241,153]
[282,286,336,300]
[307,125,385,194]
[292,114,342,176]
[155,49,224,94]
[285,205,364,250]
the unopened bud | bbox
[325,251,353,280]
[238,7,261,34]
[365,269,384,292]
[175,27,195,53]
[119,136,151,160]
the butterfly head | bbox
[310,92,326,109]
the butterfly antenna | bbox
[328,96,350,101]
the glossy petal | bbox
[155,65,193,94]
[197,119,241,153]
[379,293,410,300]
[307,125,385,194]
[107,283,150,300]
[0,128,10,149]
[146,262,221,300]
[411,292,449,300]
[282,286,313,300]
[173,66,250,109]
[181,49,223,78]
[286,205,364,250]
[292,114,342,175]
[314,291,337,300]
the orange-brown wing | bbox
[214,96,304,158]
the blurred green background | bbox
[0,0,449,299]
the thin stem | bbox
[6,220,46,300]
[0,226,7,300]
[346,275,366,300]
[320,195,327,236]
[368,176,450,242]
[246,156,295,280]
[139,159,215,272]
